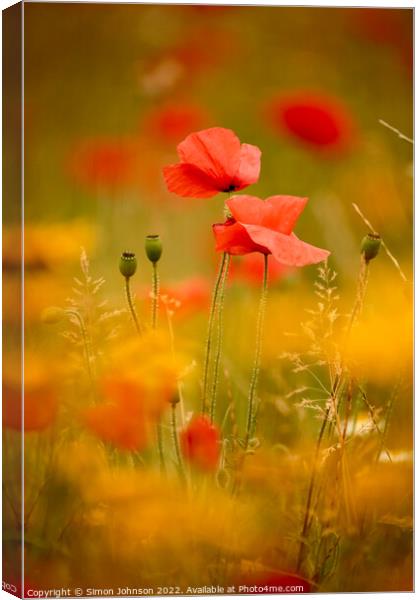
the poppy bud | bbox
[361,233,381,262]
[41,306,66,324]
[145,235,163,264]
[119,251,137,278]
[170,392,180,406]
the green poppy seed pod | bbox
[145,235,163,264]
[361,233,381,262]
[119,251,137,278]
[41,306,66,324]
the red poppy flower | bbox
[350,9,412,74]
[180,415,220,472]
[229,254,291,285]
[213,195,329,267]
[267,92,356,154]
[67,137,136,191]
[3,383,58,432]
[83,380,149,452]
[144,103,210,145]
[160,277,211,318]
[163,127,261,198]
[171,26,238,75]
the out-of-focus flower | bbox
[67,137,137,192]
[3,220,95,322]
[143,102,210,145]
[180,415,220,471]
[266,92,356,155]
[110,330,188,415]
[163,127,261,198]
[213,195,329,266]
[160,277,211,318]
[3,220,96,272]
[349,9,412,74]
[83,379,149,451]
[352,461,412,523]
[137,27,239,97]
[229,254,291,285]
[3,383,58,432]
[57,459,258,562]
[346,304,412,383]
[3,355,59,432]
[68,135,170,200]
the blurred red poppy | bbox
[267,92,356,154]
[160,277,211,318]
[138,26,239,97]
[143,102,210,145]
[163,127,261,198]
[67,137,136,191]
[180,415,220,472]
[213,195,329,267]
[229,253,291,285]
[172,26,238,75]
[83,380,149,452]
[3,383,58,432]
[349,9,412,73]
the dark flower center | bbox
[222,184,237,193]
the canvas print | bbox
[2,3,413,596]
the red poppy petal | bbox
[163,163,219,198]
[227,195,307,235]
[177,127,241,185]
[263,195,308,234]
[213,220,265,255]
[233,143,261,188]
[227,195,266,226]
[243,224,330,267]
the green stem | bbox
[152,262,159,329]
[201,252,228,415]
[245,254,269,449]
[156,421,166,475]
[150,261,165,471]
[171,403,186,482]
[152,261,166,473]
[346,256,370,337]
[209,254,231,423]
[124,276,142,336]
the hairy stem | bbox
[152,262,160,329]
[124,276,142,336]
[151,261,166,472]
[245,254,269,449]
[171,403,186,482]
[156,421,166,475]
[209,254,231,423]
[201,252,228,415]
